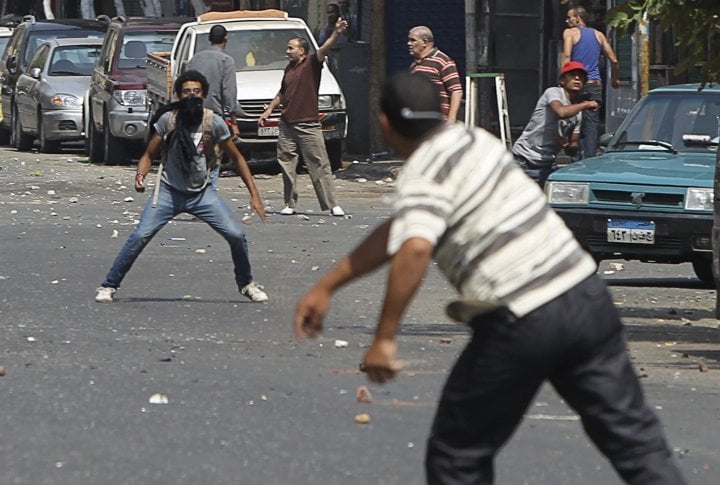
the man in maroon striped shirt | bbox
[408,26,463,123]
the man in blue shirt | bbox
[562,6,620,158]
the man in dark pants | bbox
[293,73,685,484]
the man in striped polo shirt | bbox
[408,26,463,124]
[294,73,685,484]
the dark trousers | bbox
[580,82,603,158]
[513,155,553,188]
[425,275,686,484]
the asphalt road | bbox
[1,145,718,484]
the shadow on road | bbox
[605,276,714,290]
[118,296,254,304]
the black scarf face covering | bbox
[147,95,207,175]
[177,95,204,127]
[173,96,205,167]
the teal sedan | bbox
[545,84,719,282]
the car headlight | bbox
[545,181,590,204]
[113,89,147,106]
[318,94,344,110]
[685,187,714,211]
[50,94,81,108]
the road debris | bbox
[334,339,349,348]
[354,412,371,424]
[356,385,373,404]
[149,393,169,404]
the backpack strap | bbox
[201,108,223,171]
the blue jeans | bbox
[101,182,253,290]
[209,166,219,191]
[580,82,603,159]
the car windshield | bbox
[610,92,720,154]
[25,30,105,65]
[117,30,178,70]
[196,28,307,71]
[49,45,101,76]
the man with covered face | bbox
[95,70,269,304]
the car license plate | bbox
[258,125,279,137]
[607,219,655,244]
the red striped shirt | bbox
[410,48,463,118]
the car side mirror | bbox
[30,67,41,79]
[598,132,613,149]
[7,55,17,73]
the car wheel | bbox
[103,110,128,164]
[0,125,10,145]
[38,111,60,153]
[14,106,33,151]
[692,258,714,283]
[88,109,104,163]
[326,140,344,172]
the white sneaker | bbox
[241,282,268,302]
[280,206,296,215]
[95,286,116,303]
[330,205,345,217]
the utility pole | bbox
[636,13,650,97]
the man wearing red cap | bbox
[512,61,598,186]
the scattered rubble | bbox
[354,412,371,424]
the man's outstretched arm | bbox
[361,236,433,383]
[317,18,348,62]
[294,220,394,339]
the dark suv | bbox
[86,16,190,164]
[0,15,108,145]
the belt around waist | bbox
[586,79,602,85]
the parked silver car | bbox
[14,37,102,152]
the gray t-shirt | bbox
[154,111,230,193]
[512,86,581,167]
[186,46,241,116]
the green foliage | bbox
[607,1,720,84]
